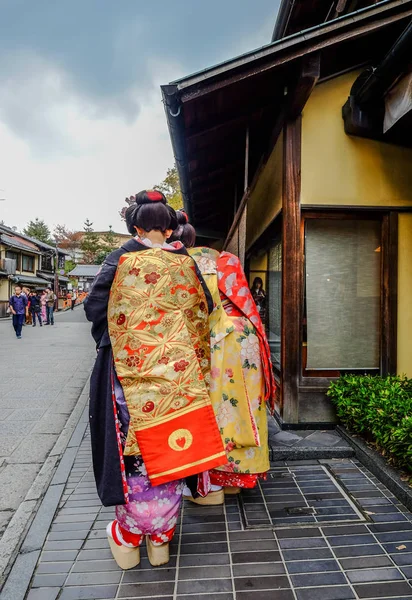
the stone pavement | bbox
[8,425,412,600]
[0,308,95,580]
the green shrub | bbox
[327,374,412,474]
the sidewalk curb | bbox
[337,425,412,512]
[0,375,91,596]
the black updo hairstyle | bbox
[169,210,196,248]
[125,190,178,235]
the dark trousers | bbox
[12,314,25,337]
[46,305,54,325]
[71,300,76,310]
[31,309,43,326]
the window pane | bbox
[305,219,381,370]
[22,255,34,271]
[267,239,282,370]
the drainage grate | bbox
[239,464,369,529]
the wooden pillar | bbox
[381,211,398,375]
[281,117,302,423]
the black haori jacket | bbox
[84,238,213,507]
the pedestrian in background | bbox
[22,287,31,325]
[9,285,28,339]
[29,291,43,327]
[71,289,77,310]
[45,287,56,325]
[250,276,267,322]
[40,290,47,322]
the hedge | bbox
[327,374,412,475]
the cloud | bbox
[0,0,280,231]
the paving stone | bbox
[178,565,231,579]
[43,539,83,551]
[59,585,118,600]
[296,587,355,600]
[283,548,334,561]
[339,555,393,570]
[178,553,230,567]
[236,591,294,600]
[233,562,286,577]
[118,582,175,597]
[36,561,73,574]
[277,527,322,539]
[291,571,348,587]
[26,589,60,600]
[181,532,227,544]
[230,539,278,552]
[234,575,290,591]
[72,559,120,572]
[232,551,281,564]
[177,578,233,594]
[66,571,122,586]
[347,566,404,584]
[353,581,412,598]
[32,573,68,587]
[286,559,340,574]
[122,568,177,584]
[279,537,327,549]
[333,544,385,558]
[180,541,228,555]
[40,550,79,562]
[327,534,376,546]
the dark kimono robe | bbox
[84,238,213,507]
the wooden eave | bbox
[162,0,412,238]
[272,0,389,41]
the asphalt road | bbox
[0,306,95,538]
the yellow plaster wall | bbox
[397,214,412,377]
[0,279,9,302]
[301,72,412,207]
[246,132,283,249]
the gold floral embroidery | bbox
[108,249,211,456]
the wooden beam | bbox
[288,54,320,120]
[244,127,250,193]
[223,54,319,252]
[281,117,302,424]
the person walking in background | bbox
[29,291,43,327]
[71,290,77,310]
[250,277,267,322]
[45,287,56,325]
[40,290,47,322]
[22,287,31,325]
[9,285,28,339]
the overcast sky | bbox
[0,0,280,234]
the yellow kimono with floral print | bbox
[188,248,269,476]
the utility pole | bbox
[54,242,59,310]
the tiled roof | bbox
[68,265,100,277]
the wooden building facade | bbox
[162,0,412,426]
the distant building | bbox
[68,264,100,292]
[0,224,70,318]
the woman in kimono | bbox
[170,212,275,499]
[84,192,225,569]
